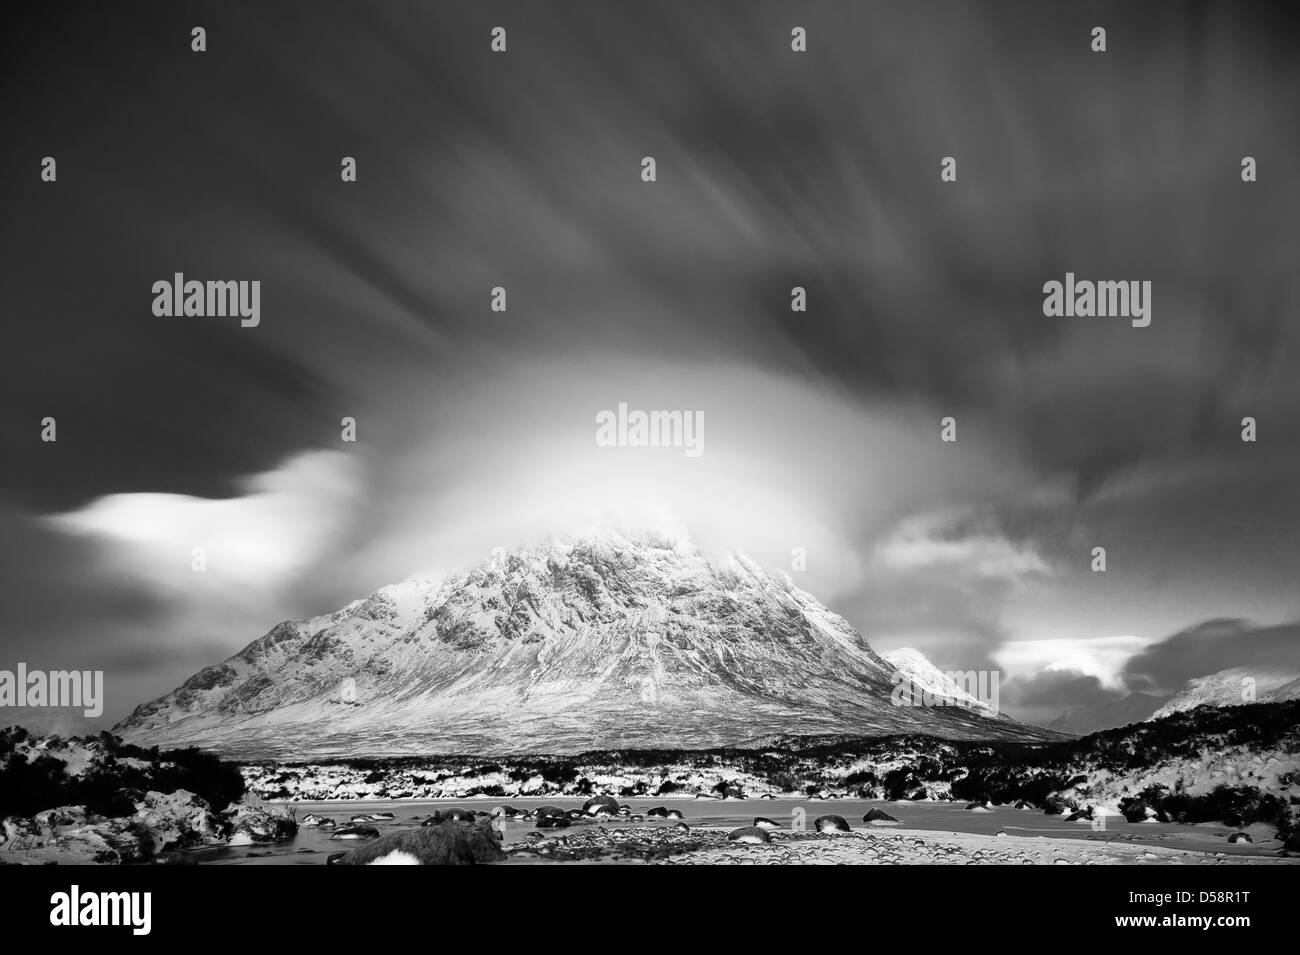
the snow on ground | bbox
[663,827,1297,866]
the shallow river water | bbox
[195,797,1277,864]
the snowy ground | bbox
[660,827,1297,865]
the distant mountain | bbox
[1150,665,1300,720]
[1047,692,1169,736]
[115,532,1053,759]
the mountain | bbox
[1150,665,1300,720]
[1047,692,1169,736]
[1269,676,1300,702]
[1046,665,1300,735]
[881,648,998,715]
[115,532,1053,758]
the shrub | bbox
[765,771,801,792]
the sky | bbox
[2,1,1299,730]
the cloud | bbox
[852,507,1055,668]
[993,635,1151,689]
[873,508,1050,583]
[44,450,361,595]
[989,634,1151,723]
[1000,669,1116,711]
[1122,618,1300,695]
[4,1,1300,733]
[16,451,365,727]
[995,616,1300,723]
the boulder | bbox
[582,795,620,816]
[814,814,851,833]
[862,808,899,823]
[50,823,148,865]
[1120,799,1167,824]
[444,808,476,821]
[133,790,224,852]
[0,810,147,865]
[727,826,771,844]
[33,806,91,829]
[330,824,380,840]
[1042,796,1070,815]
[331,822,506,865]
[0,814,44,848]
[225,803,298,845]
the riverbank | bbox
[189,796,1298,865]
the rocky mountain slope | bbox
[881,647,998,714]
[1151,666,1300,720]
[116,532,1050,758]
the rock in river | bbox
[330,825,380,840]
[727,826,771,844]
[814,814,851,833]
[582,795,620,816]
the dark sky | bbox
[3,1,1299,729]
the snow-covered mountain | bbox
[115,532,1048,758]
[1044,666,1300,736]
[881,648,998,715]
[1150,665,1300,720]
[1270,676,1300,702]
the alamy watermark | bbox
[152,273,260,327]
[50,885,150,935]
[595,402,703,458]
[0,663,103,718]
[1042,272,1150,327]
[890,669,1000,716]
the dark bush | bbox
[1158,785,1288,828]
[0,731,245,818]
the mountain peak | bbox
[117,538,1053,758]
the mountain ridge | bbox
[1150,665,1300,720]
[116,532,1055,758]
